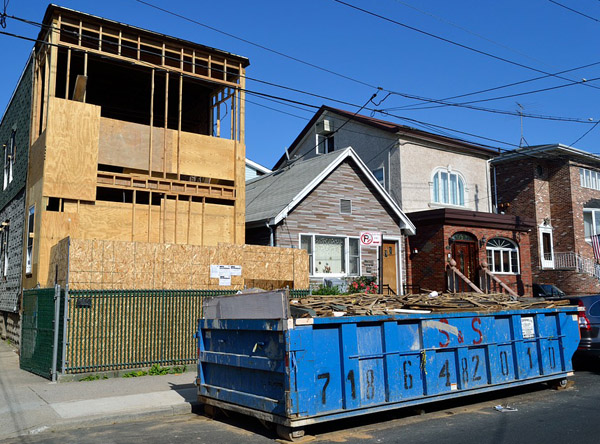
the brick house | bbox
[493,144,600,295]
[246,147,416,293]
[273,106,535,295]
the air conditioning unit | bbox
[316,119,334,135]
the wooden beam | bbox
[72,75,87,102]
[163,71,169,178]
[65,49,71,100]
[149,69,154,175]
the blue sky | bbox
[1,1,599,169]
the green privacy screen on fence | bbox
[20,288,310,378]
[20,288,64,378]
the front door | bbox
[382,240,398,295]
[452,241,478,286]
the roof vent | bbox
[316,119,334,135]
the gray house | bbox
[246,147,415,294]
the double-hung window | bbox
[300,234,360,276]
[316,134,334,154]
[584,208,600,242]
[0,221,9,278]
[3,130,15,190]
[432,168,465,206]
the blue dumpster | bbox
[196,292,580,439]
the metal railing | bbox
[553,252,600,280]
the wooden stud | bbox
[132,190,136,242]
[163,71,169,178]
[240,68,246,145]
[65,48,71,100]
[147,192,152,243]
[149,69,154,175]
[83,52,88,103]
[177,73,182,180]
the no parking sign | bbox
[359,231,382,246]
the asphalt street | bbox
[5,357,599,444]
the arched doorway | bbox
[451,232,478,289]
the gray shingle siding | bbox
[0,58,33,313]
[0,58,33,209]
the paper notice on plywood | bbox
[230,265,242,276]
[219,274,232,286]
[210,265,220,278]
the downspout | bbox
[266,221,275,247]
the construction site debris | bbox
[289,293,570,318]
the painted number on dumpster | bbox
[439,360,452,387]
[459,355,483,386]
[548,347,556,369]
[346,370,357,399]
[365,369,375,400]
[402,360,413,390]
[317,373,330,405]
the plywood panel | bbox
[203,203,234,245]
[44,98,100,201]
[179,132,235,180]
[77,201,133,240]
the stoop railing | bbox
[553,252,600,280]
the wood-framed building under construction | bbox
[23,4,249,289]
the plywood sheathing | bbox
[48,238,309,290]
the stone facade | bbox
[247,160,406,288]
[495,150,600,295]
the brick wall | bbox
[496,157,600,295]
[407,223,532,296]
[274,160,406,284]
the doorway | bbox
[451,233,478,291]
[382,240,398,295]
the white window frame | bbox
[0,221,9,278]
[431,168,466,207]
[299,233,361,277]
[584,208,600,242]
[3,143,8,190]
[485,237,520,275]
[539,225,554,269]
[580,167,600,191]
[8,130,15,185]
[26,205,35,275]
[315,133,334,155]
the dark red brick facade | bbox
[495,152,600,295]
[406,209,534,296]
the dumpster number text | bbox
[318,373,330,405]
[548,347,556,369]
[439,360,452,387]
[402,360,413,389]
[346,370,357,399]
[500,351,510,376]
[366,369,375,399]
[460,356,482,384]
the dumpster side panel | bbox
[197,308,579,427]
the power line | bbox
[547,0,600,23]
[388,60,600,111]
[133,0,379,91]
[571,121,600,146]
[332,0,600,91]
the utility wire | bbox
[547,0,600,23]
[571,121,600,146]
[133,0,379,90]
[0,16,591,152]
[332,0,600,90]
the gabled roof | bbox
[246,147,416,234]
[245,158,272,175]
[273,106,498,170]
[491,143,600,167]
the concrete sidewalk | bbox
[0,339,200,440]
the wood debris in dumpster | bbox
[289,293,570,317]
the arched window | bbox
[486,238,519,274]
[432,169,465,206]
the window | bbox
[0,221,9,278]
[299,234,360,276]
[432,169,465,206]
[486,238,519,274]
[372,168,384,187]
[26,206,35,274]
[584,208,600,241]
[580,167,600,191]
[3,130,15,190]
[316,134,334,155]
[340,199,352,215]
[539,226,554,269]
